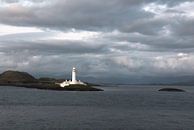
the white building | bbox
[59,67,86,87]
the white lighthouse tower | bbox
[59,67,86,87]
[71,67,77,84]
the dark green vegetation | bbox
[0,70,103,91]
[158,88,185,92]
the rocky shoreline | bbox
[0,83,103,91]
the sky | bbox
[0,0,194,84]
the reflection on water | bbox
[0,85,194,130]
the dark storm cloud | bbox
[0,39,107,55]
[0,0,139,30]
[171,19,194,36]
[103,31,194,53]
[0,0,192,30]
[0,0,166,30]
[0,0,193,37]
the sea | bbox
[0,85,194,130]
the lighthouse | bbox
[71,67,77,84]
[59,67,86,87]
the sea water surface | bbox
[0,85,194,130]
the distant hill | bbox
[0,70,38,83]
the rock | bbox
[61,84,103,91]
[158,88,185,92]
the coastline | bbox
[0,83,103,91]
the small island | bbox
[158,88,185,92]
[0,69,103,91]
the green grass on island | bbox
[0,70,103,91]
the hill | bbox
[0,70,38,83]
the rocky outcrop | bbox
[158,88,185,92]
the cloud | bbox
[0,0,151,30]
[0,0,194,83]
[0,24,43,36]
[153,53,194,75]
[0,40,107,55]
[111,52,194,76]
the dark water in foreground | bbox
[0,85,194,130]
